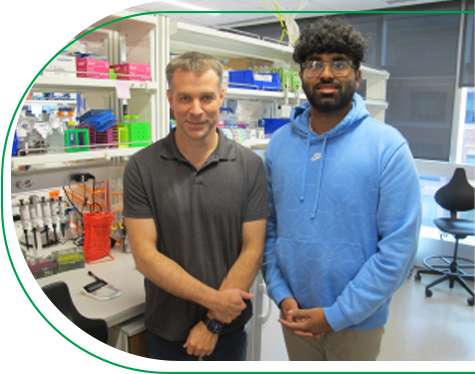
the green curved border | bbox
[0,11,473,369]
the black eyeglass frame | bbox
[300,60,358,77]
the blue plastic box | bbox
[228,70,281,91]
[79,110,117,132]
[261,118,288,135]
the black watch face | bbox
[205,318,222,333]
[209,321,221,333]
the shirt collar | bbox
[160,127,237,163]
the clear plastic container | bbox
[47,112,66,153]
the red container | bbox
[83,211,114,262]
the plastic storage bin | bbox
[114,124,129,148]
[29,259,58,279]
[261,118,289,136]
[127,122,151,147]
[76,125,96,148]
[64,129,90,152]
[56,255,84,272]
[228,70,281,91]
[95,127,116,148]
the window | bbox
[460,2,474,87]
[460,88,475,165]
[346,7,461,161]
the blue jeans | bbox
[146,327,247,361]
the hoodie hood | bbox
[289,93,370,219]
[290,92,370,139]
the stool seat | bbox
[434,218,474,238]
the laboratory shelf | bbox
[24,100,77,106]
[242,138,270,148]
[32,76,158,92]
[225,87,292,100]
[11,147,141,169]
[170,21,294,63]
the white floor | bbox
[378,268,474,361]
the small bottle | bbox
[41,110,49,122]
[131,115,139,123]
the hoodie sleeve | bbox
[324,141,421,331]
[262,140,294,307]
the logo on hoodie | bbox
[311,152,322,161]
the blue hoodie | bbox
[263,93,421,331]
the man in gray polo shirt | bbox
[123,51,269,361]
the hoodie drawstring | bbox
[300,133,328,219]
[311,136,328,219]
[300,133,312,202]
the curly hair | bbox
[293,17,368,70]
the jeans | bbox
[146,327,247,361]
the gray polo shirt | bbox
[123,128,269,341]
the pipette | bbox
[19,199,31,250]
[28,197,39,250]
[58,196,67,238]
[50,197,59,243]
[41,197,52,245]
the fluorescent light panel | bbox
[156,0,218,12]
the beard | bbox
[303,79,357,113]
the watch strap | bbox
[202,316,223,334]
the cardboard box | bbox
[223,58,273,71]
[76,58,110,79]
[42,55,77,77]
[111,63,151,81]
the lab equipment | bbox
[28,196,42,252]
[82,271,122,301]
[19,199,31,249]
[41,197,52,245]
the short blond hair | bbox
[166,51,223,92]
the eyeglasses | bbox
[301,60,356,77]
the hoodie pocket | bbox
[276,237,365,308]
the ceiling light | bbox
[157,0,218,12]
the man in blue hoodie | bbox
[263,18,421,360]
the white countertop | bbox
[36,248,145,327]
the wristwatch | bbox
[202,316,223,334]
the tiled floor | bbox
[378,268,474,361]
